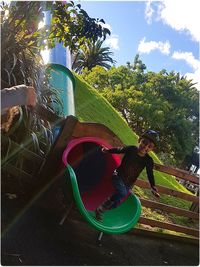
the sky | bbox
[75,0,200,90]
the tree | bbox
[132,54,147,72]
[72,39,116,73]
[40,1,111,52]
[80,63,199,166]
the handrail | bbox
[154,163,199,184]
[135,179,198,203]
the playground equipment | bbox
[42,60,142,235]
[43,61,142,235]
[41,10,141,234]
[62,136,141,234]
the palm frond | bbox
[72,38,116,73]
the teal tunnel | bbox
[46,63,75,117]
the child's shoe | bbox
[95,208,103,221]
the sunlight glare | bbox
[38,20,45,29]
[41,47,50,64]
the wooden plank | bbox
[140,198,199,220]
[138,216,199,237]
[154,163,199,184]
[135,179,198,203]
[72,120,124,147]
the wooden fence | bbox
[135,164,199,238]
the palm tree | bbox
[72,39,116,73]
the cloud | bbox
[145,0,154,24]
[98,22,119,50]
[172,51,200,70]
[172,51,200,89]
[104,35,120,50]
[157,0,200,42]
[138,37,171,55]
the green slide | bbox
[64,164,142,234]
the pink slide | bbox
[62,136,121,211]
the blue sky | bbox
[76,0,200,89]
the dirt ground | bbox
[1,177,199,266]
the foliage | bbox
[80,56,199,166]
[72,39,116,73]
[1,1,43,86]
[39,1,110,52]
[1,1,55,171]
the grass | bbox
[74,74,197,233]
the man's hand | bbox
[26,86,36,107]
[151,186,160,198]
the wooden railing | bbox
[135,165,199,238]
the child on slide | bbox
[95,130,160,221]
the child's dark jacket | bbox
[106,145,155,188]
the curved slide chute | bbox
[62,137,141,234]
